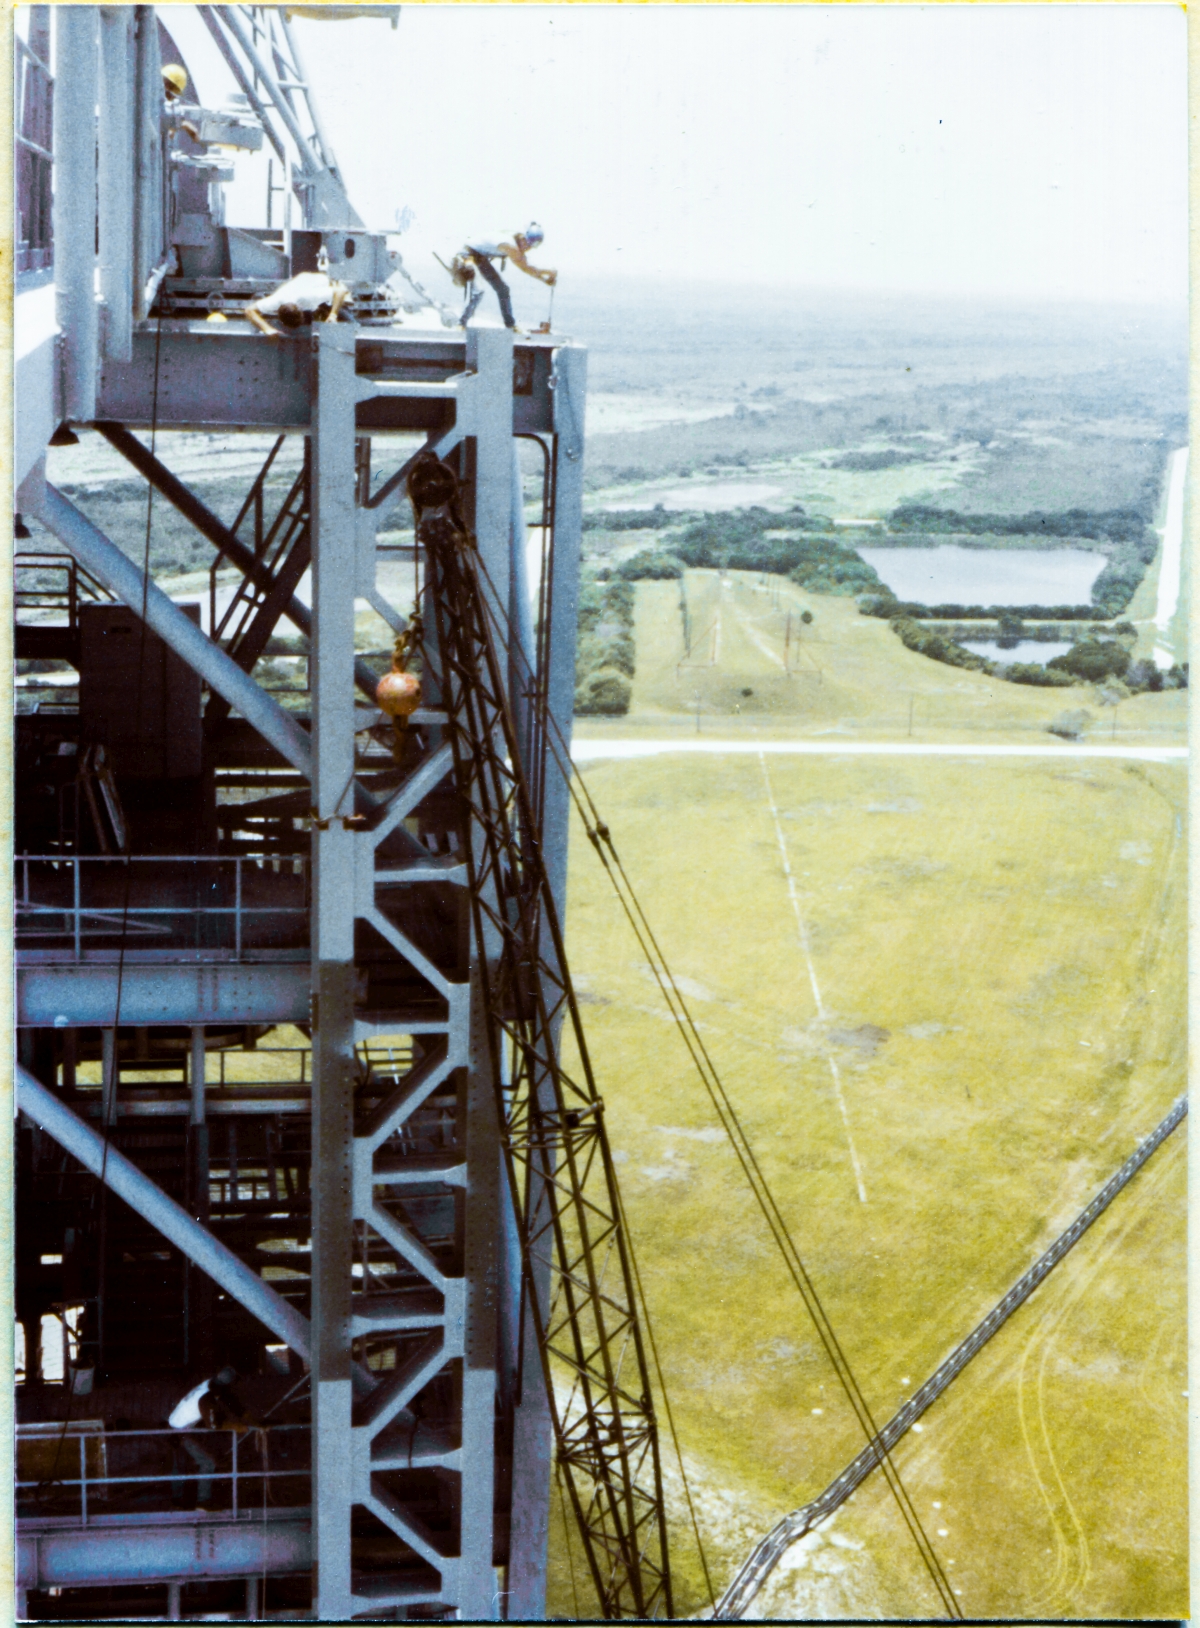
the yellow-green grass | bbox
[586,444,982,522]
[572,572,1186,745]
[548,752,1186,1617]
[753,1126,1186,1621]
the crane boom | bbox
[410,454,673,1620]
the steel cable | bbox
[462,539,961,1618]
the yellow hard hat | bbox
[162,63,188,98]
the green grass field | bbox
[548,750,1186,1618]
[586,570,1186,746]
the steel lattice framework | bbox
[411,455,673,1620]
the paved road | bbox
[571,739,1186,763]
[1153,445,1188,668]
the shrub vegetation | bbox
[575,576,636,715]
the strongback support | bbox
[308,324,518,1619]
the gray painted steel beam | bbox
[16,1066,313,1360]
[53,6,99,421]
[309,323,359,1622]
[94,422,382,705]
[97,8,135,364]
[208,6,363,230]
[196,5,289,169]
[26,483,313,776]
[96,327,558,434]
[506,344,588,1621]
[17,1515,312,1591]
[16,960,311,1028]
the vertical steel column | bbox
[506,342,588,1620]
[459,981,501,1619]
[100,1029,117,1127]
[189,1025,212,1373]
[131,6,164,320]
[189,1026,208,1206]
[541,344,587,917]
[98,7,135,364]
[309,325,359,1621]
[53,6,99,422]
[462,329,513,1620]
[465,329,515,621]
[508,445,537,768]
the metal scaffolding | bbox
[12,7,672,1618]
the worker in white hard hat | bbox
[441,223,556,330]
[243,271,352,337]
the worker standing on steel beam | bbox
[168,1363,255,1508]
[441,223,556,330]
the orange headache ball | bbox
[376,669,422,719]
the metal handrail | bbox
[15,32,53,77]
[16,1422,311,1530]
[15,552,115,624]
[16,854,310,961]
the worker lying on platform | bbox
[440,223,556,331]
[244,271,352,337]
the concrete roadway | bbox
[571,739,1186,763]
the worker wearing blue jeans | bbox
[443,224,557,330]
[168,1364,242,1507]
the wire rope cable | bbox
[459,533,961,1618]
[450,531,715,1609]
[611,1168,716,1611]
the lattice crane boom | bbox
[410,454,673,1620]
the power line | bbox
[715,1091,1188,1617]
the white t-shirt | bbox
[169,1378,211,1429]
[254,272,348,316]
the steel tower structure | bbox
[12,8,668,1619]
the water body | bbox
[961,640,1073,665]
[858,544,1108,606]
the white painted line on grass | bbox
[759,752,868,1205]
[571,739,1187,763]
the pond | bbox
[857,544,1108,607]
[961,640,1073,666]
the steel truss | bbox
[412,456,673,1620]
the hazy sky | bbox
[167,4,1186,308]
